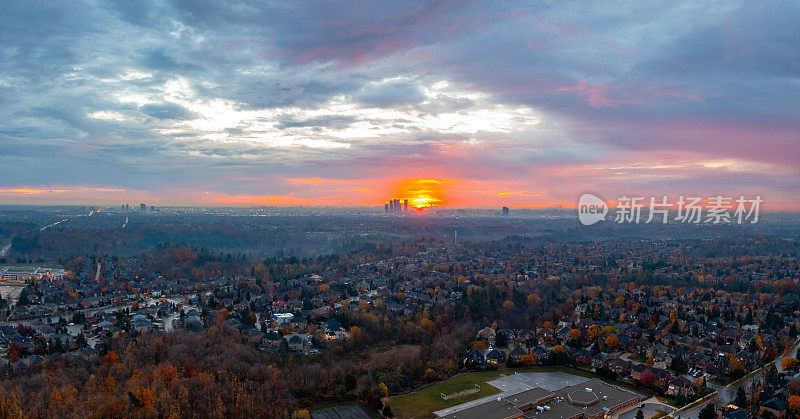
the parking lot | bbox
[487,371,591,392]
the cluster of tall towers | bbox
[385,198,408,213]
[120,203,156,212]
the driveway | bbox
[617,399,675,419]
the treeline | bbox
[0,315,476,418]
[0,326,292,418]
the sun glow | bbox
[393,179,448,209]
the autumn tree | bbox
[588,325,601,340]
[103,350,118,365]
[291,409,311,419]
[216,308,229,324]
[349,326,362,343]
[419,317,435,335]
[764,346,777,362]
[601,326,617,335]
[8,341,19,363]
[604,335,619,349]
[728,355,745,378]
[788,395,800,412]
[520,354,536,366]
[424,368,436,382]
[782,357,800,372]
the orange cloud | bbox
[0,187,125,196]
[0,188,70,195]
[212,195,313,206]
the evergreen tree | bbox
[698,403,715,419]
[734,386,747,408]
[671,354,688,374]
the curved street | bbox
[675,338,800,419]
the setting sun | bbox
[393,179,448,209]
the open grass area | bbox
[388,366,594,418]
[388,370,505,418]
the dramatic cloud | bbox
[1,1,798,208]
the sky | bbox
[1,1,799,209]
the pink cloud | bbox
[558,80,703,108]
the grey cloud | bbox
[0,0,798,201]
[140,103,196,119]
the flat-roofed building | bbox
[506,387,555,410]
[438,377,641,419]
[552,379,641,419]
[0,266,61,281]
[272,312,294,325]
[441,400,523,419]
[523,402,582,419]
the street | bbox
[676,338,800,419]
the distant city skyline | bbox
[1,2,799,209]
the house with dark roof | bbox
[485,349,507,365]
[667,376,695,397]
[759,398,786,418]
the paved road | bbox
[0,242,10,257]
[40,218,69,231]
[0,285,24,300]
[163,312,179,332]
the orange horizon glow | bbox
[1,178,799,211]
[391,179,450,209]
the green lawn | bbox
[388,366,593,418]
[388,370,505,418]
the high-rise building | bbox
[384,202,389,212]
[140,203,146,211]
[404,199,408,212]
[150,205,156,212]
[502,206,509,216]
